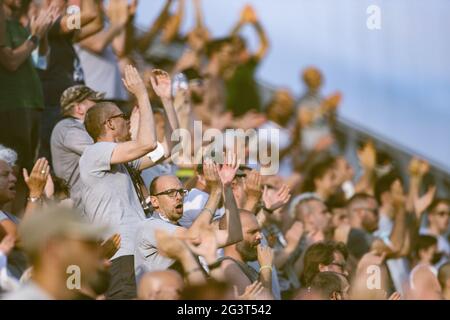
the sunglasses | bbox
[153,188,189,198]
[104,113,128,124]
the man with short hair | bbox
[51,85,105,209]
[79,65,158,299]
[2,206,109,300]
[309,271,349,300]
[137,270,184,300]
[221,210,274,299]
[301,241,348,288]
[134,159,243,281]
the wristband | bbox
[147,142,165,163]
[262,206,274,214]
[27,196,42,203]
[203,207,215,216]
[27,35,39,48]
[259,265,273,273]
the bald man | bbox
[79,66,158,299]
[137,270,184,300]
[134,171,243,281]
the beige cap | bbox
[19,206,110,257]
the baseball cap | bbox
[60,85,105,114]
[19,206,110,257]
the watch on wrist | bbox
[207,259,223,271]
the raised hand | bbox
[262,184,291,212]
[122,65,147,97]
[203,158,222,191]
[30,8,54,39]
[414,185,436,217]
[101,234,121,260]
[241,5,257,24]
[23,158,50,198]
[185,225,218,263]
[244,170,262,200]
[107,0,130,27]
[44,174,54,199]
[218,153,240,187]
[358,141,376,170]
[235,281,264,300]
[150,69,172,101]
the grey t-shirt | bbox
[134,214,179,282]
[51,117,93,208]
[79,142,145,259]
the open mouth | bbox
[175,203,183,210]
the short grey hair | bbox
[0,145,18,167]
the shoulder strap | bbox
[219,257,259,283]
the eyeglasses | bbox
[153,189,189,198]
[104,113,128,124]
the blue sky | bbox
[135,0,450,171]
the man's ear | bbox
[318,264,327,272]
[150,196,159,209]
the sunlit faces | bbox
[150,176,185,222]
[236,211,262,262]
[429,202,450,234]
[0,160,17,205]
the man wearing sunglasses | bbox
[79,65,160,299]
[134,159,243,282]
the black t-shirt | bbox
[38,18,85,106]
[225,56,261,117]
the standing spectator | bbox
[76,0,132,105]
[37,0,103,164]
[0,0,52,212]
[50,85,105,209]
[79,65,158,299]
[226,4,269,117]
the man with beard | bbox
[79,65,158,299]
[3,207,109,300]
[221,210,274,299]
[134,159,243,281]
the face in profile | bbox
[236,213,262,262]
[0,160,17,204]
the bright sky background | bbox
[135,0,450,171]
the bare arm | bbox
[110,66,157,165]
[215,185,243,247]
[137,0,172,52]
[61,0,100,36]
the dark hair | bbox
[326,191,347,210]
[301,241,348,287]
[205,37,233,58]
[302,156,336,193]
[415,235,438,256]
[374,171,403,204]
[427,198,450,214]
[310,272,344,300]
[149,176,162,196]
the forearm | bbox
[161,98,180,133]
[252,21,269,60]
[190,187,221,229]
[38,36,49,57]
[230,21,244,37]
[389,208,407,253]
[222,185,243,245]
[137,0,172,51]
[79,24,124,54]
[0,40,36,72]
[273,246,295,270]
[407,176,421,213]
[136,93,157,150]
[179,251,206,285]
[259,269,272,292]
